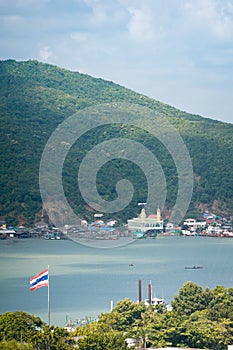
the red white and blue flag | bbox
[30,268,49,291]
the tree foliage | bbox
[76,283,233,349]
[0,59,233,224]
[2,282,233,349]
[0,311,43,342]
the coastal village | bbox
[0,208,232,241]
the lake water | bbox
[0,236,233,326]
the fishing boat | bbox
[184,265,203,269]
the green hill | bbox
[0,59,232,226]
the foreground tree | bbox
[207,286,233,320]
[180,310,233,349]
[0,340,33,349]
[31,325,75,350]
[171,281,209,316]
[0,312,75,350]
[75,322,127,350]
[2,282,233,349]
[98,298,147,331]
[0,312,43,343]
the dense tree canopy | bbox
[0,59,233,225]
[1,282,233,349]
[0,311,43,342]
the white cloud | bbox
[70,32,89,42]
[0,0,232,124]
[83,0,125,27]
[39,46,52,61]
[183,0,233,40]
[127,6,156,41]
[0,0,49,12]
[84,0,107,24]
[2,15,22,24]
[2,14,22,24]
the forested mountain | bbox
[0,59,232,225]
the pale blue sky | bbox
[0,0,233,124]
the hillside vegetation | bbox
[0,59,232,225]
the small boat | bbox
[185,265,203,270]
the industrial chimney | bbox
[148,283,152,305]
[138,279,142,303]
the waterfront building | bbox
[127,208,163,238]
[183,218,206,230]
[0,220,6,230]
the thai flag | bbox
[30,268,49,291]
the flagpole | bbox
[48,265,50,326]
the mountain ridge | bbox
[0,59,232,225]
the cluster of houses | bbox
[181,213,233,237]
[0,217,127,241]
[0,220,63,240]
[0,220,17,239]
[0,210,232,240]
[127,208,233,238]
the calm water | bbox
[0,236,233,326]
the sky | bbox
[0,0,233,124]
